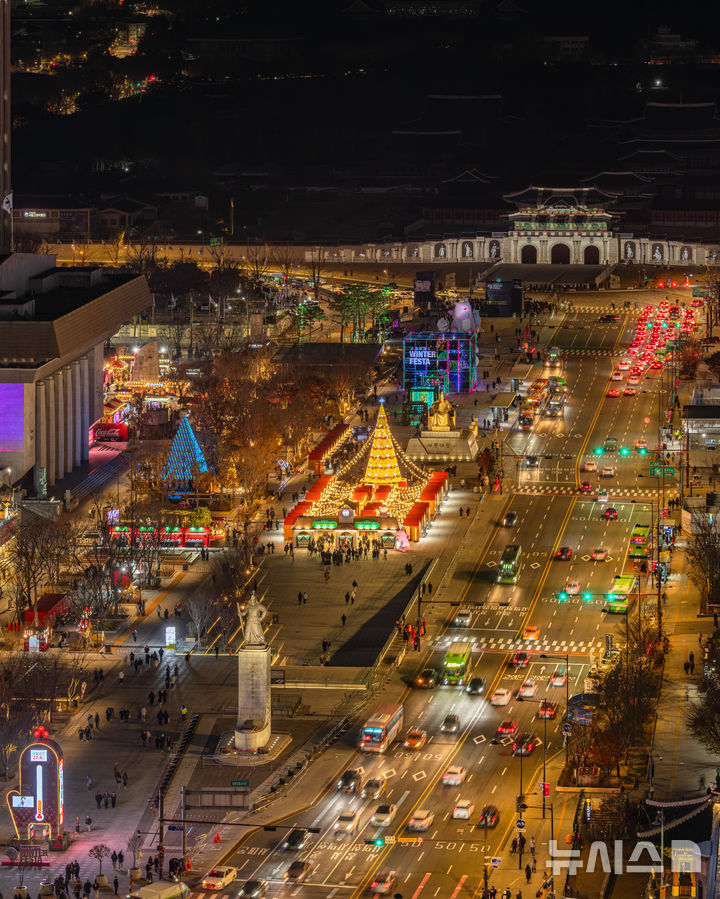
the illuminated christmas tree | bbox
[364,404,402,487]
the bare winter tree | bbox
[685,511,720,614]
[271,245,299,286]
[306,247,326,303]
[686,631,720,753]
[103,232,127,267]
[89,844,112,875]
[244,244,270,288]
[184,595,215,647]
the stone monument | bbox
[234,593,272,751]
[406,391,479,463]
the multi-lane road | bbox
[189,306,679,898]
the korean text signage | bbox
[7,729,64,839]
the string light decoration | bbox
[305,405,434,525]
[364,405,402,486]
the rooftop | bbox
[0,254,152,367]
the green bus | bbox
[630,524,650,546]
[498,545,523,584]
[442,641,473,685]
[627,543,650,561]
[606,575,638,613]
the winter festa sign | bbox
[7,728,64,840]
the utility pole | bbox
[181,785,187,862]
[157,789,165,877]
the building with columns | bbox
[0,253,152,494]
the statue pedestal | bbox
[234,644,272,751]
[406,428,479,463]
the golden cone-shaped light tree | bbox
[364,405,402,487]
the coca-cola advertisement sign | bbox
[90,422,127,443]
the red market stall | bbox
[284,502,311,541]
[24,593,69,628]
[403,502,430,543]
[304,474,335,504]
[307,424,352,474]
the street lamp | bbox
[540,652,570,765]
[653,809,665,889]
[517,694,549,819]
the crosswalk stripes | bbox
[567,304,642,315]
[558,348,625,357]
[514,485,676,499]
[444,637,601,655]
[71,453,128,504]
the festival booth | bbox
[351,485,372,511]
[289,405,442,546]
[419,471,450,514]
[24,593,69,628]
[403,502,431,542]
[307,424,352,474]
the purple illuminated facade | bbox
[0,384,25,454]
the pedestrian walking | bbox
[684,661,690,676]
[525,864,531,883]
[117,852,124,869]
[530,836,535,857]
[303,591,308,604]
[690,658,695,674]
[94,792,102,809]
[113,877,119,896]
[94,712,100,729]
[111,791,117,807]
[86,775,92,790]
[341,613,347,626]
[511,837,518,855]
[111,852,117,870]
[132,629,138,643]
[122,771,128,788]
[103,792,109,809]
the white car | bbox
[600,467,615,478]
[617,360,631,371]
[550,667,567,687]
[442,765,466,786]
[518,678,538,698]
[565,580,581,595]
[371,804,397,827]
[202,867,237,890]
[452,800,475,820]
[591,547,607,561]
[610,370,624,381]
[408,809,435,831]
[583,460,598,472]
[490,688,512,706]
[334,809,358,837]
[596,489,609,503]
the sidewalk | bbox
[648,536,719,800]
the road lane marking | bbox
[411,873,432,898]
[451,875,468,898]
